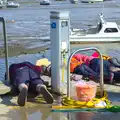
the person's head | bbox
[36,58,51,76]
[40,65,51,77]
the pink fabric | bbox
[92,52,99,58]
[73,54,94,65]
[35,66,42,72]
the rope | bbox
[61,91,111,109]
[52,87,120,112]
[52,90,112,111]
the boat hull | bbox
[81,0,103,3]
[6,5,19,8]
[40,3,50,5]
[69,0,78,4]
[70,34,120,44]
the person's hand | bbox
[110,66,120,72]
[70,74,83,81]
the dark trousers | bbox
[89,58,111,78]
[74,64,99,79]
[109,57,120,68]
[13,66,44,93]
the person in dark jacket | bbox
[71,53,120,84]
[91,52,120,83]
[9,60,53,106]
[89,57,120,84]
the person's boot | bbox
[36,84,54,104]
[17,83,28,106]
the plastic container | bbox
[70,81,78,100]
[70,80,97,102]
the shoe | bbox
[17,87,28,106]
[37,85,54,104]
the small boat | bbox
[6,1,20,8]
[104,0,112,1]
[40,0,51,5]
[70,14,120,44]
[69,0,78,4]
[55,0,65,1]
[81,0,103,3]
[0,1,4,8]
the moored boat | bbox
[81,0,103,3]
[40,0,51,5]
[0,0,4,8]
[70,14,120,44]
[6,1,19,8]
[69,0,78,4]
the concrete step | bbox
[0,81,11,95]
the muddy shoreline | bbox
[0,43,50,58]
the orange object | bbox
[75,82,97,102]
[70,57,83,73]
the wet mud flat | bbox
[0,41,120,58]
[0,41,51,58]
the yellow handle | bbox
[62,52,66,82]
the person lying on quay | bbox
[7,58,53,106]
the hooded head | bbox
[36,58,51,66]
[36,58,51,76]
[92,52,99,58]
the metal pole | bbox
[0,17,9,85]
[67,47,104,99]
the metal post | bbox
[67,47,104,99]
[0,17,9,85]
[50,11,70,94]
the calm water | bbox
[0,1,120,120]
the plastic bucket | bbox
[75,81,97,102]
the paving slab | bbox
[0,77,120,120]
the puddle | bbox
[0,94,120,120]
[8,105,68,120]
[7,108,120,120]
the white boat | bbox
[81,0,103,3]
[69,0,78,4]
[40,0,51,5]
[0,1,4,8]
[70,14,120,44]
[6,1,19,8]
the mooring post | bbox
[50,11,70,94]
[0,17,9,85]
